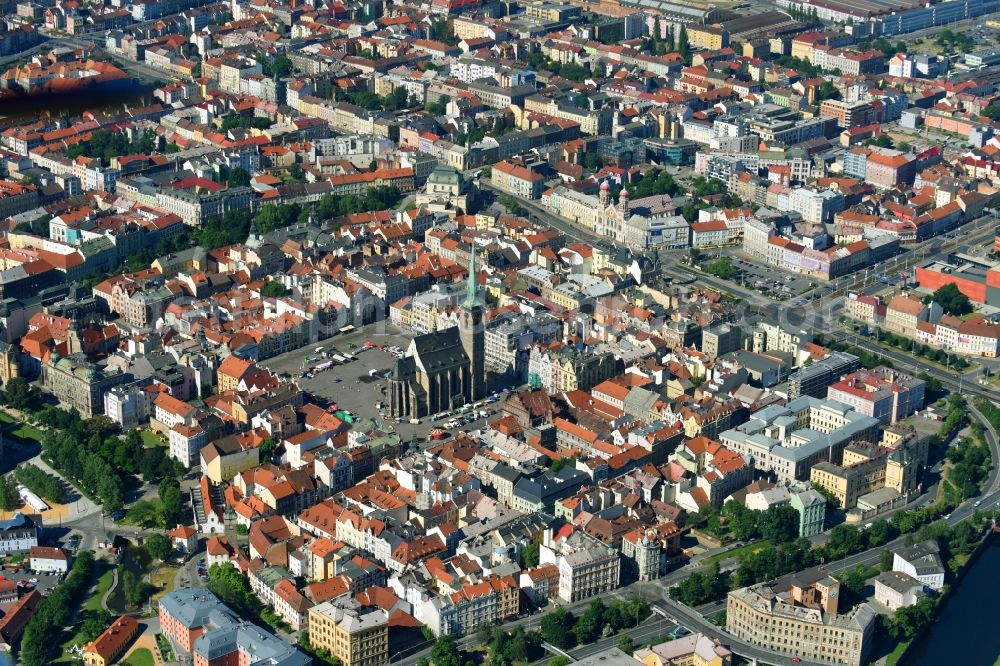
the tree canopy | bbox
[66,129,156,166]
[928,282,972,316]
[260,280,290,298]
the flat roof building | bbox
[719,396,881,483]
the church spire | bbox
[464,243,481,308]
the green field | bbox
[0,411,44,443]
[140,429,163,448]
[699,540,772,568]
[124,648,155,666]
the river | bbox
[906,539,1000,665]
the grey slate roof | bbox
[411,326,469,373]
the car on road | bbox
[28,578,37,584]
[792,659,802,663]
[670,626,691,639]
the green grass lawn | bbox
[123,498,165,527]
[57,625,91,664]
[139,429,163,448]
[11,422,44,443]
[124,648,155,666]
[700,540,772,568]
[0,410,44,444]
[84,564,115,613]
[885,639,911,666]
[56,559,114,663]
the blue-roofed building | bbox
[0,513,39,554]
[511,466,589,513]
[158,588,311,665]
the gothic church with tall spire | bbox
[386,245,486,419]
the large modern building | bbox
[387,247,485,418]
[719,397,881,483]
[777,0,1000,38]
[787,351,860,399]
[727,569,876,666]
[700,323,743,359]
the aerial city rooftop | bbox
[0,0,998,665]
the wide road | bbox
[46,33,175,84]
[388,263,1000,666]
[478,179,604,246]
[433,192,1000,666]
[0,39,51,70]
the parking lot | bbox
[260,323,507,442]
[261,322,413,379]
[725,252,820,298]
[0,565,63,598]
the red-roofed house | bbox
[83,615,139,666]
[168,524,198,552]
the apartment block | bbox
[307,597,389,666]
[826,367,924,424]
[159,588,309,665]
[727,570,876,666]
[539,527,620,603]
[491,160,545,200]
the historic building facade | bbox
[387,248,485,418]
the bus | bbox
[339,325,356,335]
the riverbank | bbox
[899,527,1000,665]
